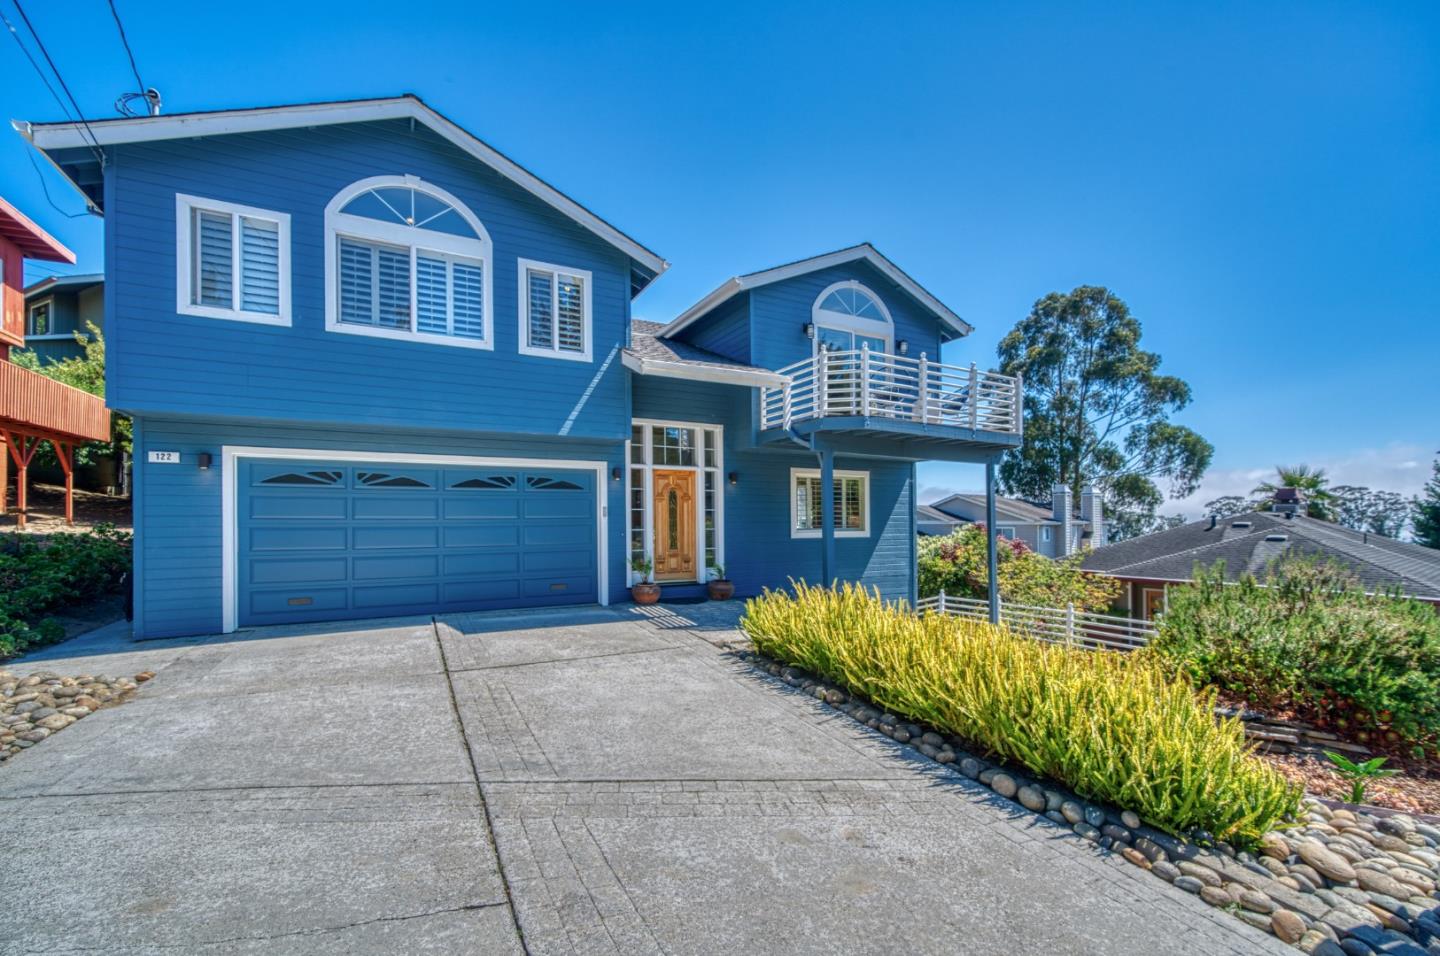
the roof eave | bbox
[620,350,785,388]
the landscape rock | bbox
[1299,839,1360,884]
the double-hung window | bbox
[518,258,592,362]
[791,469,869,538]
[325,176,493,349]
[176,194,291,326]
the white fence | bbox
[916,591,1156,651]
[759,348,1023,435]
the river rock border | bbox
[0,668,151,761]
[742,649,1440,954]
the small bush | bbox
[0,525,132,658]
[1148,558,1440,747]
[742,581,1300,842]
[917,525,1120,611]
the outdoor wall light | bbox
[728,471,739,486]
[611,467,622,481]
[197,452,212,470]
[897,340,910,355]
[802,322,815,340]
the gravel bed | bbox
[745,650,1440,954]
[0,667,151,761]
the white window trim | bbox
[627,419,724,584]
[811,279,894,355]
[997,525,1017,538]
[517,257,594,363]
[790,467,870,539]
[26,297,54,338]
[219,447,609,634]
[323,175,494,351]
[175,193,292,326]
[1041,526,1052,542]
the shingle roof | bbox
[1081,510,1440,599]
[930,493,1060,524]
[626,320,782,383]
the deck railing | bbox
[0,359,110,442]
[759,347,1022,435]
[916,591,1156,652]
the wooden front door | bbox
[652,470,697,582]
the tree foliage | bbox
[996,287,1211,540]
[1251,464,1334,520]
[1331,485,1413,539]
[916,525,1121,611]
[1415,457,1440,551]
[1203,496,1253,519]
[10,323,129,468]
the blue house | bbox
[19,96,1022,638]
[21,273,102,365]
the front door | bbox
[652,470,697,582]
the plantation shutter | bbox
[376,246,411,330]
[527,269,554,348]
[556,274,584,353]
[195,210,233,307]
[338,239,374,326]
[451,260,485,339]
[416,254,449,334]
[239,217,280,314]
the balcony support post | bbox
[985,461,1000,624]
[917,353,929,423]
[860,344,871,417]
[816,350,828,416]
[969,364,979,431]
[819,445,836,587]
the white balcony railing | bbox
[759,348,1023,436]
[916,593,1156,652]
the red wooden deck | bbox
[0,360,111,527]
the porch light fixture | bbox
[802,322,815,340]
[197,452,212,470]
[611,467,622,481]
[728,471,739,486]
[897,340,909,355]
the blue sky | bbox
[3,0,1436,513]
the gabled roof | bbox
[660,243,973,341]
[25,272,103,298]
[623,319,785,388]
[14,95,666,290]
[1081,510,1440,600]
[0,196,74,263]
[930,493,1061,524]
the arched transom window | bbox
[324,175,493,349]
[812,280,893,354]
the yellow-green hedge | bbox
[741,582,1300,843]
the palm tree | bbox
[1252,464,1335,520]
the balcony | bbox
[759,349,1023,446]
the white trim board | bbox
[16,95,667,280]
[619,350,785,388]
[790,467,871,539]
[220,446,610,633]
[661,244,972,340]
[516,257,594,363]
[176,193,293,327]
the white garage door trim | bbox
[221,446,609,633]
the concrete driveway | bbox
[0,604,1288,955]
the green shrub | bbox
[742,581,1300,842]
[917,525,1120,611]
[0,525,132,658]
[1148,558,1440,747]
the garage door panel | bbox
[250,527,349,552]
[238,458,598,627]
[443,497,521,519]
[352,497,440,519]
[353,554,440,580]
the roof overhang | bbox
[14,95,667,291]
[620,350,786,388]
[661,243,973,341]
[0,196,75,262]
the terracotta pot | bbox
[631,582,661,605]
[707,579,735,601]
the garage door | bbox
[237,458,598,627]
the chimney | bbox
[1270,486,1304,517]
[1052,484,1075,557]
[1079,485,1104,550]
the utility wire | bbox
[25,149,89,218]
[9,0,107,165]
[106,0,144,93]
[0,5,74,124]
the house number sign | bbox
[147,451,181,464]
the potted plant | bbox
[631,557,660,605]
[707,564,734,601]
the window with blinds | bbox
[518,259,592,362]
[177,194,290,325]
[325,176,492,349]
[791,471,869,537]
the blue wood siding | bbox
[105,120,633,439]
[130,416,627,638]
[631,376,916,603]
[682,293,751,364]
[747,261,944,372]
[24,286,98,364]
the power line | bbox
[9,0,107,165]
[0,5,73,124]
[25,149,90,218]
[106,0,144,93]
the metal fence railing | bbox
[916,591,1156,652]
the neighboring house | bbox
[922,485,1105,558]
[21,273,102,364]
[1081,494,1440,619]
[0,197,110,526]
[21,95,1022,638]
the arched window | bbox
[324,175,493,349]
[811,280,893,355]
